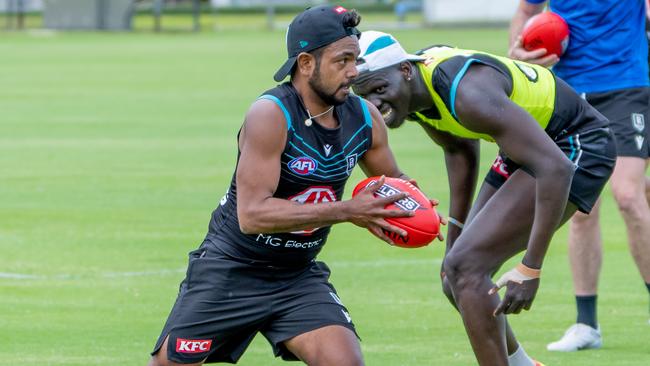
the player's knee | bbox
[571,210,598,225]
[441,275,452,298]
[443,253,482,292]
[612,186,646,218]
[442,253,460,283]
[441,275,457,307]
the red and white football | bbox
[352,176,440,248]
[521,11,570,57]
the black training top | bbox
[207,82,373,267]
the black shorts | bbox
[485,127,616,214]
[151,238,357,364]
[585,87,649,158]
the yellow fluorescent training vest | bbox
[413,47,556,142]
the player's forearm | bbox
[510,13,528,45]
[522,167,574,269]
[509,2,545,45]
[444,147,479,246]
[238,197,353,234]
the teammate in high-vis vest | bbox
[352,31,616,366]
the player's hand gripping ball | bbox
[352,176,440,248]
[521,11,570,57]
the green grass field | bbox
[1,23,648,366]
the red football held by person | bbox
[352,176,440,248]
[521,11,570,57]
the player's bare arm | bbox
[357,100,406,179]
[508,0,558,67]
[509,0,545,45]
[454,64,575,306]
[236,99,412,235]
[418,124,479,249]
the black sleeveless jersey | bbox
[206,83,373,267]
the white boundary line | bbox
[0,258,441,281]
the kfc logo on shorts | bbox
[176,338,212,354]
[288,157,318,176]
[289,186,337,234]
[491,155,511,179]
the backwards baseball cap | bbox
[356,30,426,73]
[273,5,360,82]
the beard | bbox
[308,66,348,106]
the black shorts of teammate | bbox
[485,127,617,214]
[151,238,357,364]
[584,87,649,158]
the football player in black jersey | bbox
[147,7,443,366]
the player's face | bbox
[352,66,411,128]
[309,36,360,105]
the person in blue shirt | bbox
[510,0,650,353]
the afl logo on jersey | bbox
[289,157,318,176]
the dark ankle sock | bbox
[576,295,598,329]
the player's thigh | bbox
[446,170,537,276]
[261,261,360,363]
[471,153,520,226]
[465,181,498,226]
[445,169,578,274]
[283,325,363,366]
[610,156,648,201]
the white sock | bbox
[507,343,535,366]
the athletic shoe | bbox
[533,360,545,366]
[547,323,602,352]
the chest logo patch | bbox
[346,154,358,176]
[288,157,318,175]
[324,144,333,157]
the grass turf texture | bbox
[1,25,648,365]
